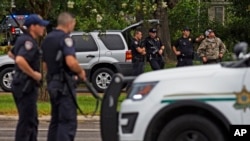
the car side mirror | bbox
[233,42,248,60]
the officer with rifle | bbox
[144,28,165,70]
[41,12,86,141]
[8,14,49,141]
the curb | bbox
[0,115,100,121]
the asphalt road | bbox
[0,118,101,141]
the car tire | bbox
[0,67,14,92]
[91,68,114,92]
[157,114,225,141]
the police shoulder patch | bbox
[24,41,33,50]
[134,41,138,45]
[65,38,73,47]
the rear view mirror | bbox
[233,42,248,60]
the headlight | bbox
[128,81,158,101]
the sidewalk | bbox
[0,115,100,121]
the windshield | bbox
[4,15,28,27]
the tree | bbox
[0,0,10,17]
[1,0,182,100]
[227,0,250,43]
[168,0,210,41]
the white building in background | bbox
[208,0,231,24]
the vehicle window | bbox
[5,15,27,27]
[99,34,125,50]
[72,35,98,52]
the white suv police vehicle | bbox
[100,42,250,141]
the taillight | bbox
[10,26,15,34]
[126,50,132,62]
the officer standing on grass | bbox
[41,12,86,141]
[172,27,204,67]
[126,30,146,92]
[8,14,49,141]
[144,28,165,70]
[197,29,226,64]
[131,30,146,76]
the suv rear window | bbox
[72,35,98,52]
[99,34,125,50]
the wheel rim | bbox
[95,72,112,89]
[2,71,13,90]
[176,130,208,141]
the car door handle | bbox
[86,55,95,58]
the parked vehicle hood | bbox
[0,55,14,67]
[134,64,246,95]
[135,64,223,82]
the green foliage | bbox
[0,33,4,43]
[71,0,157,31]
[168,0,210,42]
[0,0,10,17]
[226,0,250,44]
[168,0,250,59]
[2,0,249,59]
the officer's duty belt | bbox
[47,74,62,82]
[178,54,193,59]
[150,54,160,58]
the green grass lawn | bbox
[0,94,17,115]
[0,60,203,116]
[0,93,126,116]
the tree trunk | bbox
[154,1,176,61]
[28,0,52,101]
[38,36,49,102]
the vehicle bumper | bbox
[113,62,132,76]
[118,99,164,141]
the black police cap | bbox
[149,28,157,33]
[183,26,191,31]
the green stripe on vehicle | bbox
[161,97,236,104]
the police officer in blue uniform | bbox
[172,27,204,67]
[131,30,146,76]
[8,14,49,141]
[144,28,165,70]
[41,12,86,141]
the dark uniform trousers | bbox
[132,57,145,76]
[176,56,193,67]
[149,54,165,70]
[11,79,39,141]
[47,75,77,141]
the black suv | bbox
[0,14,28,45]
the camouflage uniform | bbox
[197,37,226,63]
